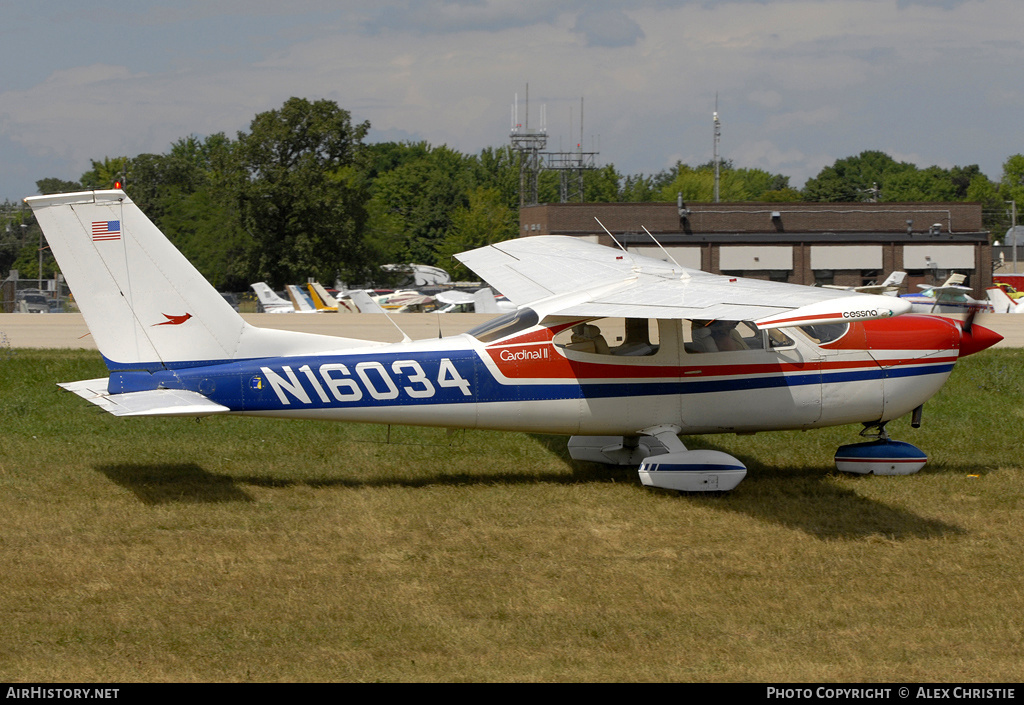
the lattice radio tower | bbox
[544,97,598,203]
[511,88,599,206]
[510,85,547,208]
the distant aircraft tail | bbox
[286,284,319,312]
[251,282,293,311]
[473,287,501,314]
[881,271,907,288]
[349,290,386,314]
[26,190,376,371]
[308,282,339,310]
[987,286,1024,314]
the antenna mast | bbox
[543,96,598,203]
[713,93,721,203]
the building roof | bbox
[521,201,987,239]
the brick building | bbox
[519,201,992,298]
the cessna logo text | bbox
[258,358,472,405]
[843,309,878,319]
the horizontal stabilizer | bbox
[59,378,229,417]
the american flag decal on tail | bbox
[91,220,121,242]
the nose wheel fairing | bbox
[834,438,927,475]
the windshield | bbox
[799,322,850,344]
[467,308,539,343]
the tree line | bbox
[6,96,1024,290]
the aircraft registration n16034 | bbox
[26,190,1002,493]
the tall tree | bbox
[79,156,129,190]
[366,143,474,266]
[434,186,518,279]
[236,97,371,287]
[35,178,82,195]
[802,151,917,202]
[1000,154,1024,207]
[656,163,789,202]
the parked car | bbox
[16,290,49,313]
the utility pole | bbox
[1011,200,1018,273]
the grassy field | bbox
[1,348,1023,682]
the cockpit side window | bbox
[766,327,796,349]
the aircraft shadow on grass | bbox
[94,456,588,505]
[98,431,965,543]
[529,434,967,542]
[96,463,257,505]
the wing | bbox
[929,285,973,302]
[455,236,910,329]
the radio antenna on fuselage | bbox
[641,226,682,269]
[594,217,628,253]
[378,303,412,343]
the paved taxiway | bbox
[0,313,499,349]
[1,312,1022,349]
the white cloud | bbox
[2,0,1024,200]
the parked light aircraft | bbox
[251,282,294,313]
[900,274,992,314]
[434,288,517,314]
[472,287,516,315]
[824,271,906,296]
[26,190,1002,492]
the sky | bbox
[1,0,1022,202]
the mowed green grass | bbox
[1,348,1023,682]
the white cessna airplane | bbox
[824,271,906,296]
[26,190,1001,492]
[900,273,992,314]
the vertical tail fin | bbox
[986,286,1024,314]
[473,287,501,314]
[251,282,294,312]
[27,190,246,368]
[308,282,339,310]
[349,290,385,314]
[26,190,376,370]
[286,284,318,312]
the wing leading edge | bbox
[455,236,910,328]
